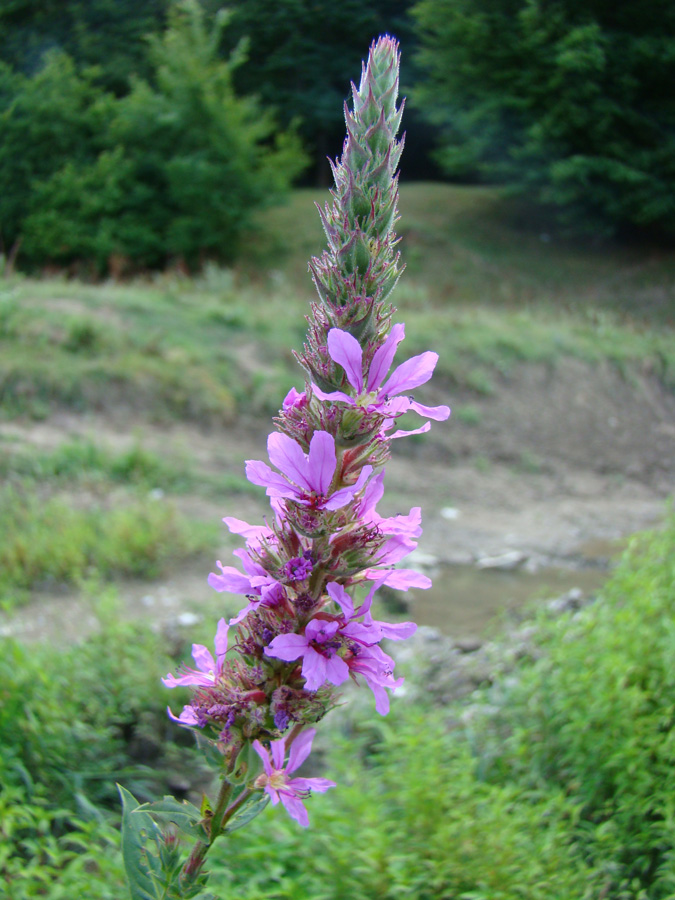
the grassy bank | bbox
[0,184,673,424]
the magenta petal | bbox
[306,431,336,496]
[370,682,391,715]
[245,459,297,497]
[267,432,313,492]
[252,739,273,776]
[305,619,340,642]
[327,329,364,392]
[191,643,216,675]
[280,792,309,827]
[324,464,372,510]
[375,620,417,641]
[265,633,309,661]
[270,738,286,771]
[341,621,382,645]
[222,517,271,541]
[359,470,385,518]
[311,385,354,405]
[287,728,316,773]
[301,648,328,691]
[214,618,229,660]
[388,422,431,440]
[208,564,253,594]
[323,654,350,686]
[381,351,439,396]
[370,568,432,590]
[289,776,336,794]
[326,582,354,618]
[167,704,200,725]
[408,400,451,421]
[367,322,405,391]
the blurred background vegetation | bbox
[0,0,674,276]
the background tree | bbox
[0,0,171,94]
[211,0,420,182]
[0,53,113,262]
[8,1,306,273]
[412,0,675,236]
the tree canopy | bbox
[412,0,675,235]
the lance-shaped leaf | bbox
[224,792,270,833]
[118,784,164,900]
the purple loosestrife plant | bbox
[118,36,449,900]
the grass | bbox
[0,183,673,424]
[0,482,219,607]
[0,436,253,497]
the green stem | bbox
[179,778,233,885]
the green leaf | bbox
[135,796,208,841]
[118,784,164,900]
[193,731,227,771]
[224,793,269,833]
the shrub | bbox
[482,513,675,896]
[18,0,307,273]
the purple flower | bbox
[344,642,404,715]
[252,729,335,827]
[163,618,229,688]
[326,581,417,643]
[282,387,308,410]
[265,619,351,691]
[209,548,285,625]
[356,471,423,540]
[285,554,313,582]
[311,325,450,437]
[246,431,373,510]
[163,618,230,726]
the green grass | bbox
[0,482,218,607]
[1,183,673,423]
[0,436,253,498]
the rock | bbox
[476,550,527,570]
[453,637,483,653]
[440,506,461,520]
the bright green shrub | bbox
[484,514,675,896]
[0,621,192,810]
[203,707,599,900]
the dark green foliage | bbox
[0,622,187,810]
[0,0,171,93]
[412,0,675,235]
[1,1,306,272]
[214,0,414,181]
[0,620,199,898]
[0,53,113,259]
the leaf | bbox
[193,731,227,771]
[136,796,208,841]
[118,784,164,900]
[224,793,269,833]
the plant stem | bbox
[179,777,233,885]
